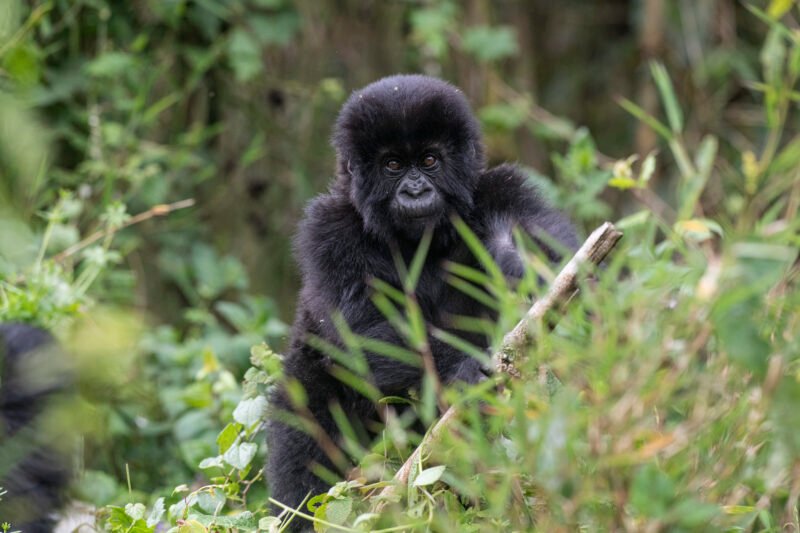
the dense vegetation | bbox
[0,0,798,531]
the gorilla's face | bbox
[381,145,446,233]
[333,75,487,241]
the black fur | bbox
[266,75,577,518]
[0,323,72,532]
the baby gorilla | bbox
[267,75,577,516]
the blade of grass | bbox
[650,61,684,133]
[618,97,673,141]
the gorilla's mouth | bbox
[394,190,442,219]
[393,180,443,220]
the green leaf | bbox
[86,52,135,78]
[75,469,120,506]
[669,499,720,527]
[250,12,301,47]
[694,135,718,180]
[259,516,282,530]
[353,513,380,527]
[674,218,723,241]
[2,43,41,85]
[618,97,672,141]
[479,102,527,131]
[767,0,794,18]
[107,505,155,532]
[0,94,49,202]
[761,26,787,88]
[789,41,800,78]
[307,492,328,512]
[189,245,248,299]
[405,227,432,292]
[431,328,490,364]
[630,464,675,518]
[723,505,757,515]
[216,422,242,454]
[452,217,506,287]
[713,294,770,376]
[223,441,257,470]
[615,210,651,230]
[324,498,353,525]
[413,465,446,486]
[639,151,657,184]
[410,3,458,59]
[126,503,147,520]
[357,337,420,366]
[462,25,519,62]
[214,301,250,329]
[177,520,207,533]
[197,490,226,514]
[147,498,165,528]
[650,62,683,133]
[772,379,800,454]
[378,395,415,405]
[232,396,268,428]
[608,176,638,190]
[227,29,263,82]
[198,455,224,469]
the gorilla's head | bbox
[333,75,486,241]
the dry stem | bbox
[53,198,196,262]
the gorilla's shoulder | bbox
[474,163,548,215]
[297,193,360,244]
[294,192,369,276]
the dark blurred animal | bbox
[0,323,72,532]
[267,75,578,516]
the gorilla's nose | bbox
[403,179,432,198]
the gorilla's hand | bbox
[486,219,525,281]
[495,246,525,281]
[451,357,493,385]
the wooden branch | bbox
[373,222,623,508]
[52,198,196,263]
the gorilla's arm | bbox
[476,164,579,280]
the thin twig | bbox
[53,198,196,262]
[372,222,623,509]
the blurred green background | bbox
[0,0,771,322]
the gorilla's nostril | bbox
[405,182,432,198]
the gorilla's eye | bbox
[385,159,402,172]
[421,154,437,168]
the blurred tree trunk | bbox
[635,0,664,159]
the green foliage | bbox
[409,2,457,61]
[461,26,519,63]
[550,128,612,223]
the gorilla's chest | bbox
[394,250,486,326]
